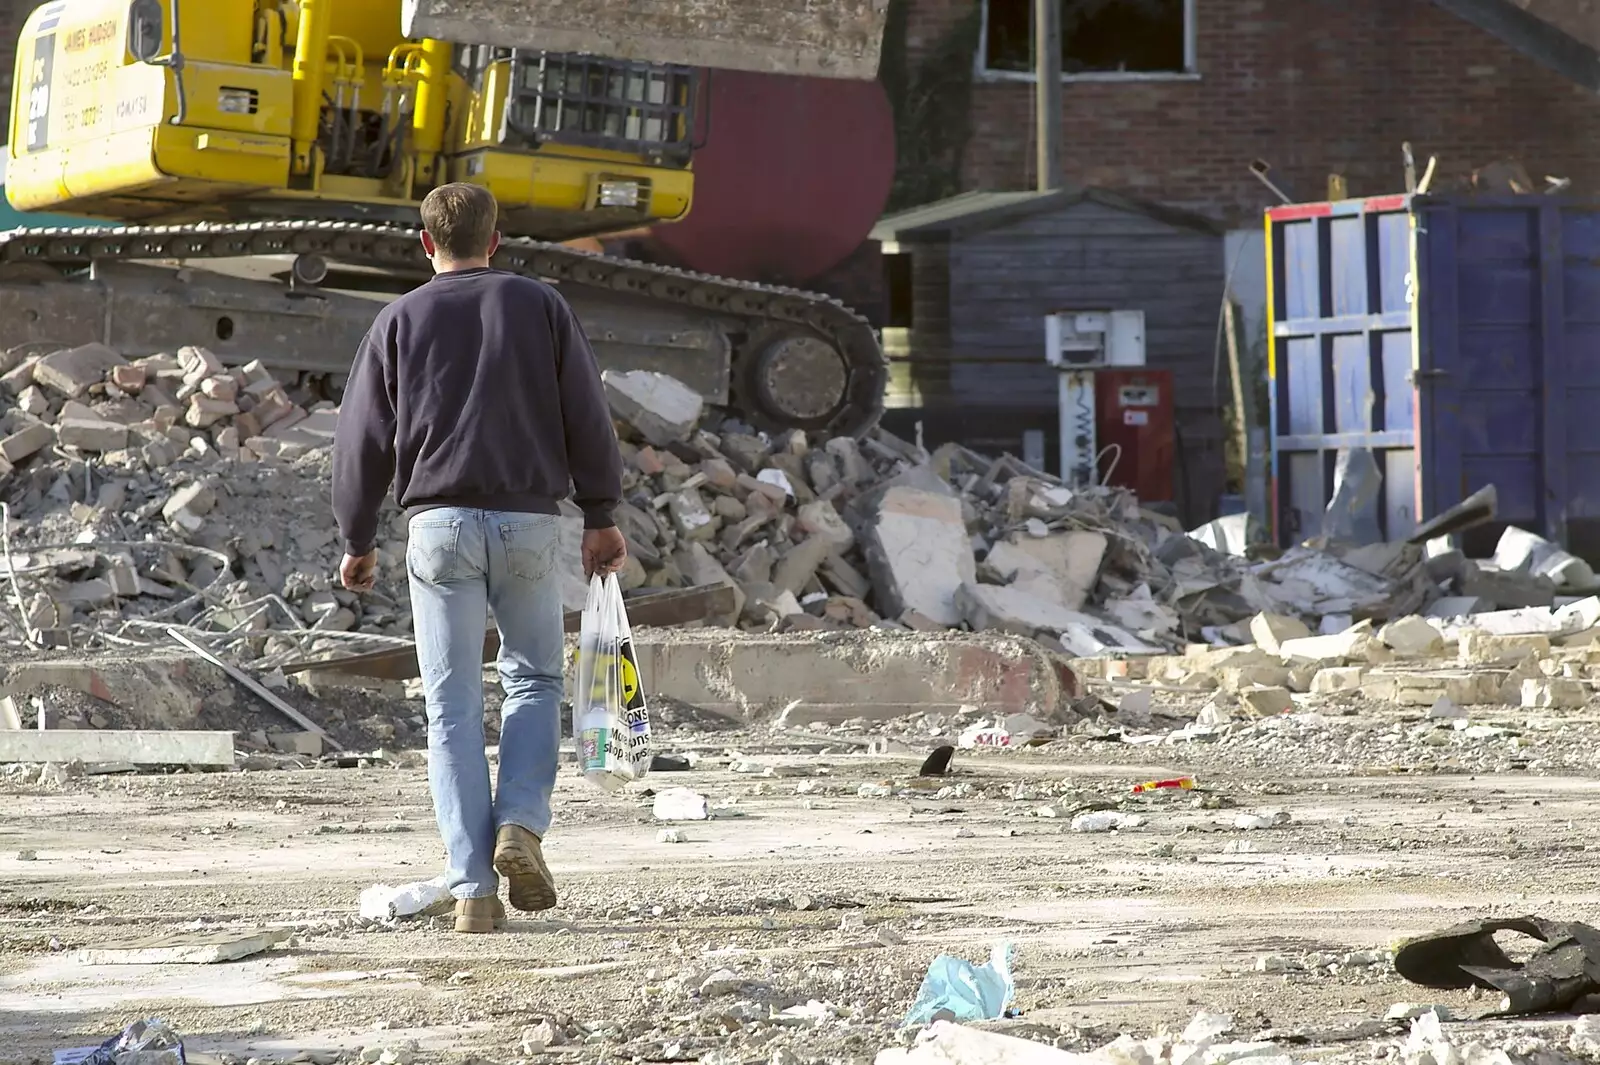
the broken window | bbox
[983,0,1190,76]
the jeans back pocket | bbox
[408,518,464,584]
[500,517,558,581]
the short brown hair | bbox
[420,183,500,261]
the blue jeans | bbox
[407,509,565,900]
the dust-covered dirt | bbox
[4,699,1600,1064]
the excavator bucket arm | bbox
[401,0,890,79]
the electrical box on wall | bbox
[1044,310,1146,368]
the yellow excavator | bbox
[0,0,890,434]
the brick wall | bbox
[904,0,1600,223]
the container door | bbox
[1414,198,1600,558]
[1266,197,1417,545]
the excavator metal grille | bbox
[503,52,697,163]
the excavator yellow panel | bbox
[400,0,890,80]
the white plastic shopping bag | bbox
[574,573,651,790]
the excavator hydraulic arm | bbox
[401,0,891,79]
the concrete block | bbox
[0,358,35,394]
[185,394,239,429]
[14,385,48,416]
[110,364,147,393]
[0,729,234,766]
[985,531,1107,612]
[612,629,1078,724]
[1522,678,1587,709]
[0,422,54,463]
[56,417,127,452]
[178,345,225,381]
[667,488,716,541]
[862,487,974,628]
[1379,615,1445,656]
[0,696,19,729]
[1249,612,1312,654]
[795,500,853,550]
[32,343,125,398]
[1460,631,1551,666]
[1459,563,1555,609]
[771,535,832,595]
[1278,621,1373,664]
[1218,664,1291,692]
[76,929,286,965]
[956,582,1090,638]
[105,553,140,598]
[602,369,703,446]
[163,482,218,528]
[268,731,323,756]
[1239,686,1294,715]
[199,375,238,402]
[1310,667,1365,694]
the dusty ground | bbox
[3,702,1600,1065]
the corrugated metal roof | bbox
[872,186,1223,244]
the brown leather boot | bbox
[494,825,557,912]
[454,895,506,934]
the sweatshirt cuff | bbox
[581,507,617,531]
[345,539,376,557]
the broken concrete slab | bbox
[0,730,234,766]
[1239,686,1294,715]
[861,487,974,628]
[32,343,126,398]
[0,422,53,463]
[1494,525,1597,589]
[603,369,704,446]
[608,629,1078,725]
[1278,621,1374,664]
[1459,631,1551,666]
[1250,612,1311,654]
[55,417,128,452]
[75,928,288,965]
[1379,615,1445,656]
[985,531,1107,611]
[1310,666,1365,694]
[1522,678,1587,709]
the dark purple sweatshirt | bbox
[332,268,622,557]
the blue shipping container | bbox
[1266,193,1600,558]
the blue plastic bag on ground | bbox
[903,942,1016,1026]
[54,1019,184,1065]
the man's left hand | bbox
[340,551,378,592]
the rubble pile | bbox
[0,342,410,662]
[600,370,1435,654]
[0,353,1591,673]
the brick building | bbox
[893,0,1600,224]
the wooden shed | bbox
[872,186,1229,524]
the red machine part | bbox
[635,69,896,286]
[1095,369,1175,503]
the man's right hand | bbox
[582,527,628,578]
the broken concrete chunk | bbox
[771,535,833,595]
[1427,695,1467,720]
[185,394,240,429]
[0,422,54,463]
[667,488,716,541]
[177,345,225,382]
[862,487,975,628]
[1494,525,1597,589]
[1521,677,1587,709]
[109,364,146,393]
[56,417,128,452]
[956,582,1103,638]
[1378,615,1444,656]
[1249,612,1312,654]
[1310,666,1365,694]
[0,358,36,394]
[33,343,126,398]
[162,482,218,531]
[1459,631,1550,666]
[1277,621,1373,664]
[1238,686,1294,716]
[795,500,853,550]
[602,369,704,446]
[986,531,1107,612]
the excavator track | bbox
[0,220,888,437]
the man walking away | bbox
[332,183,627,934]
